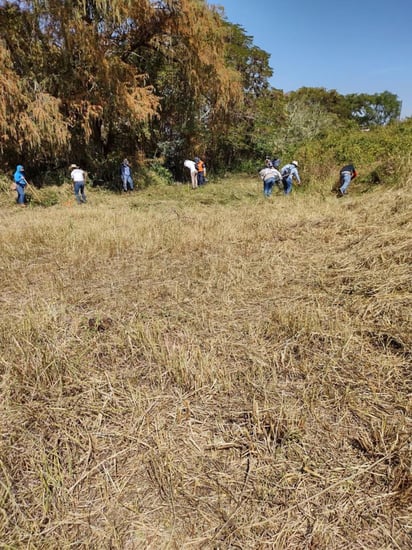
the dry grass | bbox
[0,175,411,548]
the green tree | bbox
[345,91,401,126]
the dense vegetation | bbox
[0,0,404,185]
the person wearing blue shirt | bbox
[13,165,28,206]
[281,160,301,194]
[120,158,134,192]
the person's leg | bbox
[266,178,275,197]
[121,176,128,192]
[191,170,198,188]
[283,176,292,194]
[339,172,351,195]
[74,182,82,203]
[80,183,87,202]
[16,184,25,204]
[127,176,134,191]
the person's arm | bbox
[294,168,301,184]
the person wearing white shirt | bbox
[69,164,87,204]
[184,159,198,189]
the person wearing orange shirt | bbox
[194,157,206,186]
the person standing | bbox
[120,158,134,192]
[69,164,87,204]
[338,164,357,197]
[259,165,283,197]
[281,160,301,195]
[184,159,198,189]
[194,157,206,186]
[13,165,28,206]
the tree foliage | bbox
[0,0,244,174]
[0,1,404,180]
[345,91,401,127]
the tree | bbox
[0,0,246,176]
[345,91,401,126]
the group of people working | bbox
[11,156,357,206]
[183,157,207,189]
[259,158,301,197]
[259,157,357,198]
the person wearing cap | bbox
[280,160,301,195]
[194,157,206,186]
[120,158,134,192]
[13,164,28,206]
[69,164,87,204]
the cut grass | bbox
[0,174,411,548]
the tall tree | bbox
[345,91,401,126]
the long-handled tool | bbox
[23,178,42,202]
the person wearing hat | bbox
[69,164,87,204]
[280,160,301,195]
[13,164,29,206]
[120,158,134,192]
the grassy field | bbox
[0,174,411,548]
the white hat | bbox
[292,160,298,167]
[69,164,77,170]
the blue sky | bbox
[214,0,412,118]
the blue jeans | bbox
[122,175,134,191]
[263,178,275,197]
[74,182,86,203]
[283,176,293,194]
[339,172,352,194]
[16,183,26,204]
[197,172,205,186]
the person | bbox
[184,159,198,189]
[265,157,273,168]
[259,165,283,197]
[194,157,206,186]
[337,164,357,197]
[69,164,87,204]
[120,158,134,192]
[13,165,28,206]
[272,158,281,169]
[281,160,301,195]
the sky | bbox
[214,0,412,118]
